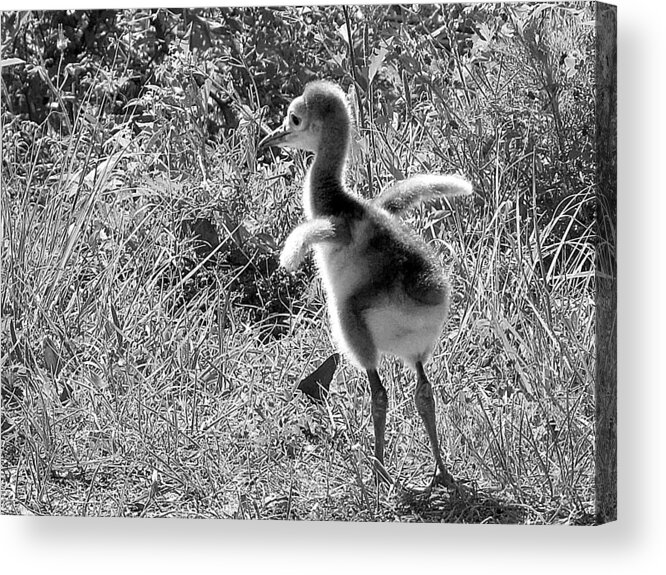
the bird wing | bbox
[373,174,472,215]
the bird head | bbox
[259,81,351,154]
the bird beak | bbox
[258,125,291,151]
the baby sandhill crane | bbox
[259,80,471,487]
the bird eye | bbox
[290,113,301,127]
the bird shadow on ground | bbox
[392,482,529,524]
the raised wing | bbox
[373,174,472,215]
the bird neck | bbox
[305,133,358,218]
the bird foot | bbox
[432,469,457,489]
[373,461,394,487]
[430,471,473,500]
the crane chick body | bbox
[260,80,471,485]
[311,200,450,371]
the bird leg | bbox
[367,369,391,484]
[337,292,392,484]
[414,361,456,489]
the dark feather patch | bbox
[297,353,340,402]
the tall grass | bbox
[2,4,595,523]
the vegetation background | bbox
[2,3,598,523]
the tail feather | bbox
[373,174,472,214]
